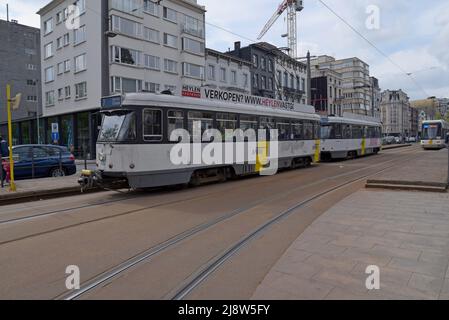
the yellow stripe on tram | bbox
[256,140,269,173]
[361,137,366,156]
[314,139,321,163]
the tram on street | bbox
[319,116,382,161]
[79,92,321,190]
[421,120,449,150]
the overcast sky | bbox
[1,0,448,100]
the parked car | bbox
[382,136,395,145]
[406,136,417,143]
[394,136,402,144]
[8,145,76,180]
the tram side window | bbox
[343,125,352,139]
[217,113,238,141]
[292,120,303,140]
[333,124,342,139]
[143,109,162,141]
[167,110,184,140]
[303,122,313,140]
[276,118,291,141]
[240,115,258,131]
[352,125,363,139]
[188,111,214,141]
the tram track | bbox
[0,145,411,227]
[0,148,414,248]
[56,147,421,300]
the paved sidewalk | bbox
[252,190,449,300]
[367,148,448,191]
[0,175,83,203]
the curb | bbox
[382,144,412,150]
[366,179,448,193]
[0,186,102,206]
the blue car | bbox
[10,145,77,179]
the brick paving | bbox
[252,190,449,300]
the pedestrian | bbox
[0,135,9,187]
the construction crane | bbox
[257,0,304,58]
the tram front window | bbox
[98,111,136,142]
[422,124,441,140]
[321,125,333,139]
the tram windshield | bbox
[422,123,441,139]
[98,110,136,142]
[321,125,334,139]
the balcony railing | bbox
[181,24,204,38]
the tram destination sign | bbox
[101,95,122,109]
[203,89,295,111]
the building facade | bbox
[370,76,381,119]
[380,89,413,138]
[310,60,343,116]
[311,55,374,117]
[37,0,206,158]
[205,48,252,94]
[0,19,42,145]
[228,42,276,99]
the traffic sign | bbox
[52,132,59,142]
[52,123,59,134]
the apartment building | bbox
[228,42,307,103]
[228,42,276,99]
[311,57,343,116]
[381,89,413,138]
[311,55,373,116]
[205,49,252,94]
[0,19,41,145]
[37,0,206,157]
[370,77,381,119]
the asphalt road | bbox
[0,145,422,300]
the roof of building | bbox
[206,48,252,67]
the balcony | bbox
[181,24,205,39]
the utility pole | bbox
[6,85,16,191]
[307,51,311,105]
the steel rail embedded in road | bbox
[57,148,421,300]
[170,157,415,300]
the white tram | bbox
[421,120,449,150]
[320,116,382,160]
[80,93,321,189]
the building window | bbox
[74,25,86,45]
[27,95,38,102]
[110,0,140,14]
[112,46,141,66]
[182,37,204,55]
[220,68,226,82]
[253,74,258,88]
[183,15,204,38]
[296,76,300,91]
[261,75,266,90]
[63,8,69,20]
[252,54,258,68]
[56,12,63,24]
[65,86,71,99]
[163,33,178,48]
[57,62,64,75]
[63,33,70,46]
[208,65,215,81]
[243,73,248,87]
[231,70,237,85]
[283,72,288,87]
[268,77,273,90]
[290,74,294,89]
[27,79,37,86]
[74,0,86,14]
[112,77,142,93]
[144,54,160,70]
[75,82,87,99]
[183,63,204,79]
[45,91,55,106]
[163,7,177,23]
[261,57,266,70]
[74,53,87,73]
[144,82,160,93]
[45,66,55,83]
[44,42,53,59]
[143,0,159,16]
[111,15,142,38]
[58,88,64,100]
[64,59,71,72]
[144,27,160,43]
[268,60,273,72]
[164,59,178,74]
[56,37,63,50]
[44,18,53,35]
[301,78,305,91]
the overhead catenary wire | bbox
[317,0,431,98]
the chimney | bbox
[234,41,241,54]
